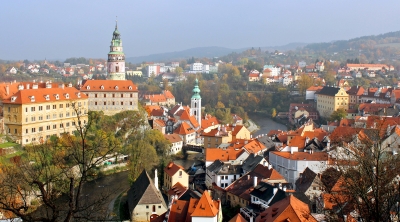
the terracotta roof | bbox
[191,191,219,217]
[270,151,329,161]
[255,195,317,222]
[229,213,247,222]
[306,86,324,92]
[153,119,166,127]
[201,115,220,130]
[163,90,175,99]
[249,73,260,77]
[164,162,185,177]
[329,126,361,143]
[168,199,189,222]
[167,182,188,198]
[174,122,196,135]
[205,148,245,162]
[144,94,168,103]
[3,87,87,104]
[164,133,183,143]
[80,80,138,92]
[346,85,365,96]
[347,63,393,69]
[178,109,200,128]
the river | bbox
[248,113,288,137]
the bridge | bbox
[183,144,204,153]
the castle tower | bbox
[191,78,201,128]
[107,20,126,80]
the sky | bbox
[2,0,400,61]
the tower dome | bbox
[192,78,201,99]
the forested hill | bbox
[305,31,400,53]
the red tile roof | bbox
[80,80,138,92]
[164,133,182,143]
[205,148,245,162]
[191,191,219,217]
[164,162,185,177]
[174,122,196,135]
[229,213,247,222]
[255,195,317,222]
[3,87,86,104]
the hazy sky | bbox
[2,0,400,60]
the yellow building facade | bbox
[316,87,349,117]
[3,86,88,145]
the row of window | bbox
[93,101,134,106]
[94,93,135,98]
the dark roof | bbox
[249,182,287,206]
[241,154,264,173]
[207,160,241,175]
[256,137,276,150]
[127,170,167,214]
[316,86,341,96]
[295,167,319,193]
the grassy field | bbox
[375,43,400,48]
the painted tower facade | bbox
[108,22,126,80]
[191,78,202,128]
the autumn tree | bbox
[0,102,122,222]
[298,74,313,96]
[322,119,400,221]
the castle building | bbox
[107,21,126,80]
[190,79,202,128]
[80,80,138,116]
[2,84,88,145]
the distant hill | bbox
[126,47,242,64]
[304,31,400,53]
[126,43,307,64]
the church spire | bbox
[115,16,118,29]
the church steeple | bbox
[107,19,125,80]
[191,78,202,128]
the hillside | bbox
[126,43,307,64]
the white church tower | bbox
[107,20,126,80]
[191,78,202,128]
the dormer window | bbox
[30,96,35,102]
[45,95,50,100]
[76,93,81,98]
[101,85,104,90]
[128,86,132,90]
[115,86,119,90]
[11,96,17,102]
[86,85,90,90]
[54,94,59,100]
[65,93,70,99]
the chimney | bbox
[253,176,258,187]
[327,139,331,151]
[154,169,159,190]
[6,85,9,95]
[247,175,250,180]
[240,160,243,165]
[26,84,30,89]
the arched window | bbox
[116,66,119,72]
[194,102,197,108]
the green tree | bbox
[330,108,347,121]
